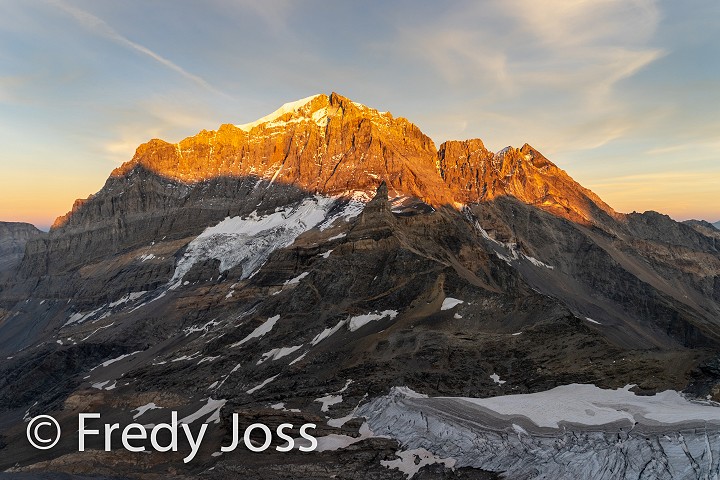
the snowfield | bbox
[169,194,362,287]
[171,196,337,284]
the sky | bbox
[0,0,718,229]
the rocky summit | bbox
[0,93,719,479]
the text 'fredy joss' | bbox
[70,413,316,463]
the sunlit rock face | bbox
[57,92,616,231]
[106,93,453,208]
[438,140,617,225]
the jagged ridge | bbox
[54,92,615,229]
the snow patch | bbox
[348,310,398,332]
[132,402,160,419]
[64,306,104,327]
[171,352,201,362]
[337,379,353,393]
[235,94,322,131]
[270,402,301,413]
[91,350,143,371]
[183,318,221,336]
[109,291,147,308]
[312,107,329,127]
[179,398,226,424]
[315,395,343,412]
[247,374,280,394]
[289,352,307,365]
[197,355,220,365]
[231,315,280,347]
[284,272,309,286]
[257,345,303,364]
[315,422,376,452]
[441,298,464,311]
[470,217,554,270]
[311,320,346,345]
[382,448,456,478]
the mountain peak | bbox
[107,91,451,208]
[234,94,327,131]
[71,93,618,230]
[232,93,388,134]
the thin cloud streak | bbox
[48,0,227,97]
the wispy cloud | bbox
[48,0,226,96]
[380,0,664,152]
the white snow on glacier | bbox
[234,94,322,131]
[170,196,337,285]
[453,383,720,428]
[357,385,720,480]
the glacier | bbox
[170,196,338,285]
[357,385,720,479]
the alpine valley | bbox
[0,93,719,479]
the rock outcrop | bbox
[438,141,616,225]
[0,221,42,272]
[104,93,453,209]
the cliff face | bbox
[438,141,616,225]
[53,92,615,234]
[0,222,42,272]
[35,93,620,283]
[103,93,453,209]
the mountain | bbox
[683,219,719,233]
[0,221,42,273]
[1,93,719,479]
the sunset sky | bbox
[1,0,718,229]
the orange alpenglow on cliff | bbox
[54,93,616,229]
